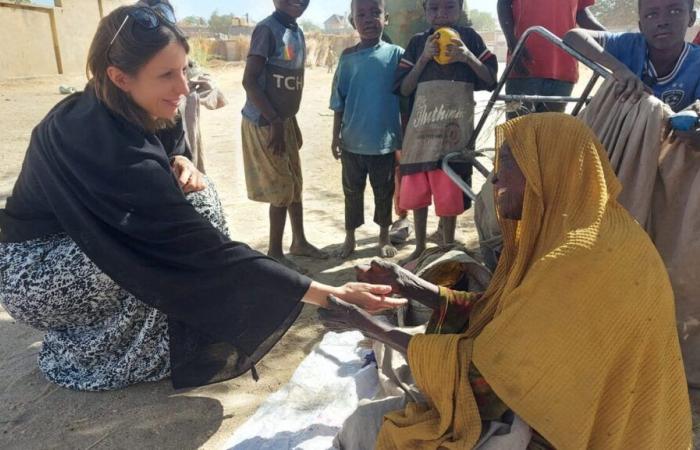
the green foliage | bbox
[209,11,236,35]
[180,16,208,27]
[592,0,699,29]
[299,19,323,33]
[468,9,497,32]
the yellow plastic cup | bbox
[433,27,461,65]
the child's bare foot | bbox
[290,241,329,259]
[335,233,356,259]
[378,229,397,258]
[399,245,426,267]
[379,244,398,258]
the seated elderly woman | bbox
[0,3,403,392]
[321,114,693,449]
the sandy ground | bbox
[0,65,485,449]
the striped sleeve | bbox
[465,28,499,91]
[393,34,421,95]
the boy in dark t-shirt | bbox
[241,0,327,271]
[394,0,498,264]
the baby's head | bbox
[349,0,388,42]
[638,0,696,50]
[422,0,463,28]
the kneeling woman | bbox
[323,114,692,448]
[0,4,402,391]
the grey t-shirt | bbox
[241,13,306,125]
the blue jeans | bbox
[505,78,575,119]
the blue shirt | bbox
[242,13,306,125]
[330,42,404,155]
[604,32,700,112]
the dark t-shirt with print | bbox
[242,12,306,125]
[394,26,498,112]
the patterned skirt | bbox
[0,182,229,391]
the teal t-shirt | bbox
[330,42,404,155]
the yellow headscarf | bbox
[377,113,692,449]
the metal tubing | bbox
[498,95,591,104]
[443,27,611,200]
[468,26,610,152]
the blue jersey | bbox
[604,32,700,112]
[330,42,404,156]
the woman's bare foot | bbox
[335,233,356,259]
[290,241,329,259]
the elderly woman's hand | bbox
[171,156,206,193]
[319,295,373,332]
[355,260,441,310]
[334,282,407,313]
[319,296,411,355]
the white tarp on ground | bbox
[225,331,379,450]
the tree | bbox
[592,0,700,29]
[468,9,497,32]
[180,16,208,27]
[209,11,236,35]
[299,19,322,33]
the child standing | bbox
[330,0,404,258]
[242,0,327,271]
[395,0,498,263]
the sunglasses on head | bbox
[108,4,177,51]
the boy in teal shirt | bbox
[330,0,404,258]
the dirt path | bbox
[0,65,481,449]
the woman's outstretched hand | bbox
[334,282,407,313]
[355,260,440,310]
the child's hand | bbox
[331,136,343,160]
[419,33,440,65]
[612,67,650,104]
[445,38,475,64]
[268,120,286,156]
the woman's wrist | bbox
[302,281,340,308]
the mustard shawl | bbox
[377,114,692,449]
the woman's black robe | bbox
[0,88,310,388]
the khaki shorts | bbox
[241,117,303,207]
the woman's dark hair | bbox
[86,4,189,132]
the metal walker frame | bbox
[441,26,611,200]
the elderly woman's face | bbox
[492,142,526,220]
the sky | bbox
[169,0,498,24]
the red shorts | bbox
[399,169,465,217]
